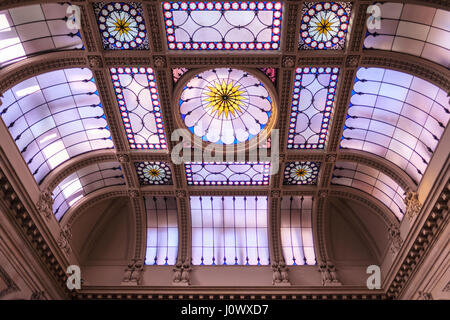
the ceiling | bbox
[0,0,448,299]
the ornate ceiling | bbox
[0,0,448,300]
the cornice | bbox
[387,178,450,299]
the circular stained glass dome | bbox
[300,2,350,50]
[179,68,273,144]
[97,2,147,49]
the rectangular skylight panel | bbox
[110,67,167,149]
[163,1,282,50]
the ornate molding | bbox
[360,55,450,91]
[57,225,72,255]
[169,56,280,67]
[0,167,68,296]
[318,260,342,287]
[0,53,87,93]
[387,179,449,299]
[404,191,422,220]
[36,188,54,220]
[121,259,144,286]
[0,266,19,299]
[387,224,403,256]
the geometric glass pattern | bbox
[341,67,449,185]
[0,68,114,184]
[185,162,271,186]
[52,162,125,221]
[110,67,167,149]
[135,161,173,185]
[283,161,320,185]
[299,2,352,50]
[287,67,339,149]
[280,196,316,265]
[162,1,282,50]
[364,3,450,68]
[0,3,83,68]
[93,2,148,50]
[180,68,273,144]
[331,162,406,220]
[145,196,178,265]
[190,196,269,265]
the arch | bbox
[340,67,449,186]
[51,160,126,221]
[0,51,87,93]
[61,186,128,227]
[328,187,400,227]
[331,161,406,220]
[40,149,117,191]
[338,149,417,191]
[0,3,83,68]
[0,67,114,184]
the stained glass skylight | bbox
[0,3,83,68]
[283,161,320,185]
[280,196,316,265]
[190,196,269,265]
[110,67,167,149]
[0,68,114,184]
[179,68,273,145]
[135,161,173,185]
[94,2,148,50]
[364,3,450,68]
[185,162,270,186]
[52,161,125,221]
[287,67,339,149]
[162,1,282,50]
[341,67,449,184]
[299,2,352,50]
[145,196,178,265]
[331,162,406,220]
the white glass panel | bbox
[332,162,406,220]
[0,4,83,68]
[0,68,114,184]
[145,197,179,265]
[280,196,316,265]
[52,162,125,221]
[190,196,269,265]
[342,67,449,185]
[364,3,450,67]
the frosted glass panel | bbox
[145,197,179,265]
[185,162,271,185]
[52,161,125,221]
[364,3,450,67]
[190,196,269,265]
[331,161,406,220]
[0,3,83,68]
[341,67,449,185]
[0,68,114,183]
[280,196,316,265]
